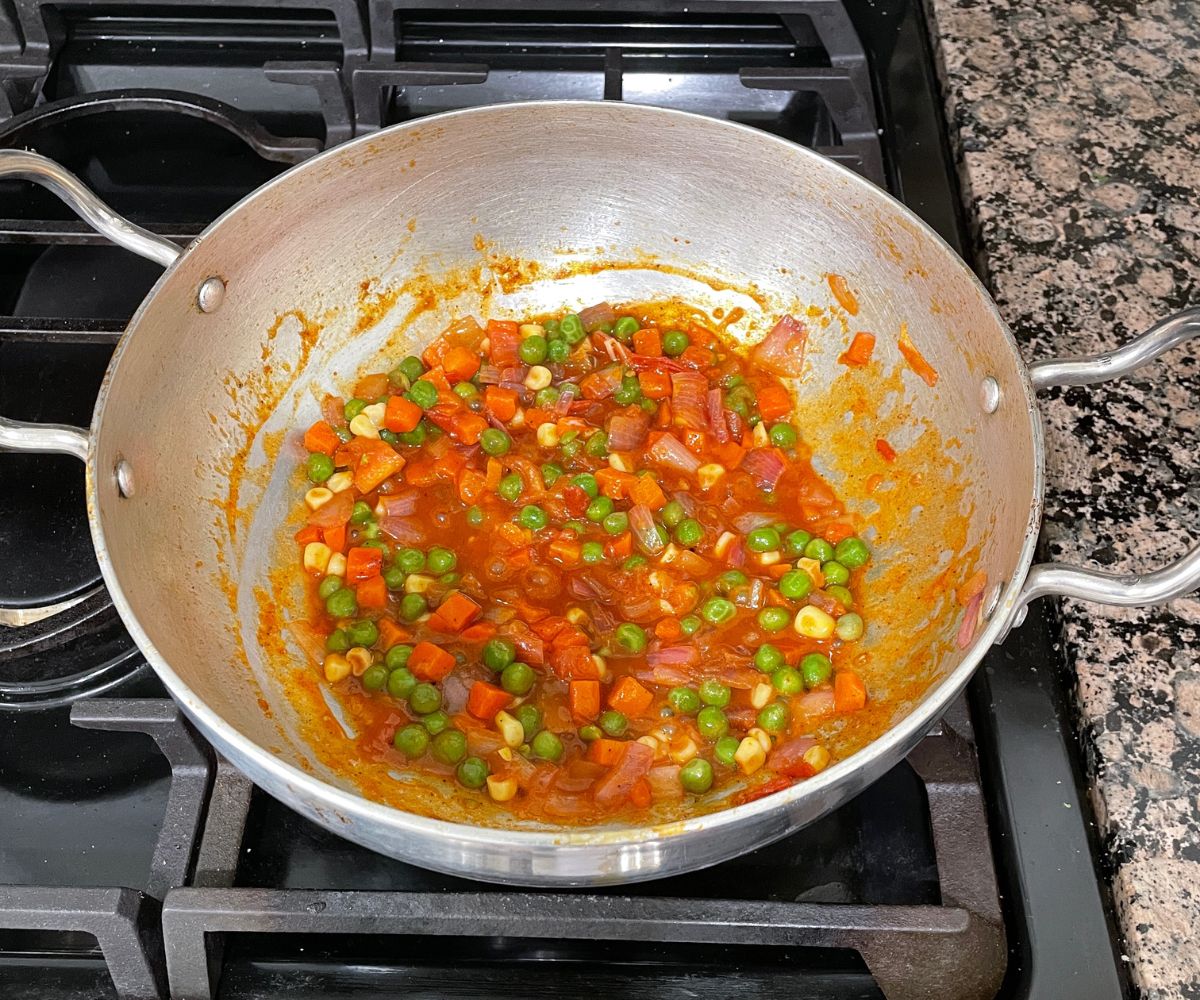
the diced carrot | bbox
[294,524,322,545]
[523,407,553,428]
[355,575,387,610]
[549,644,599,680]
[569,680,601,721]
[586,738,627,766]
[548,534,581,566]
[303,420,341,456]
[438,591,482,631]
[628,474,666,509]
[827,273,859,315]
[484,386,519,422]
[352,439,406,493]
[607,676,654,718]
[425,613,455,634]
[654,617,682,641]
[681,429,705,454]
[839,331,876,367]
[332,445,353,468]
[442,345,481,383]
[604,531,633,561]
[404,457,439,486]
[595,467,634,500]
[485,458,503,491]
[376,617,410,650]
[384,395,422,433]
[321,523,347,553]
[655,399,672,427]
[433,449,468,484]
[409,641,456,682]
[687,323,717,349]
[834,670,868,712]
[898,326,938,387]
[632,327,662,357]
[460,621,498,643]
[866,473,884,493]
[467,680,512,720]
[765,563,792,580]
[823,520,855,544]
[679,345,714,369]
[875,438,897,462]
[346,546,382,582]
[629,777,653,808]
[354,372,390,400]
[458,469,487,504]
[450,410,489,446]
[756,382,792,423]
[638,369,672,400]
[497,522,533,548]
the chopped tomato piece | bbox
[354,373,390,400]
[409,641,456,682]
[595,467,634,499]
[467,681,512,720]
[404,457,439,486]
[604,531,632,561]
[898,326,938,387]
[827,273,859,315]
[487,319,521,366]
[303,420,340,455]
[839,331,876,367]
[638,369,672,399]
[550,645,599,681]
[345,546,382,582]
[875,438,897,462]
[755,382,792,423]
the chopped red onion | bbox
[606,409,651,451]
[751,314,808,377]
[670,490,697,516]
[629,503,667,556]
[580,364,623,400]
[707,387,729,443]
[646,646,700,667]
[553,383,579,415]
[579,301,617,331]
[379,492,419,517]
[593,333,633,364]
[671,371,709,431]
[476,363,502,385]
[727,408,744,442]
[380,517,424,544]
[741,447,787,491]
[958,592,983,649]
[629,354,684,373]
[648,433,701,476]
[733,512,776,533]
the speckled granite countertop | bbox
[922,0,1200,994]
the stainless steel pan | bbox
[2,102,1198,886]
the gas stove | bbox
[0,2,1129,997]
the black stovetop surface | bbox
[0,0,1128,997]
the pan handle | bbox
[0,416,89,460]
[1015,306,1200,616]
[0,149,181,267]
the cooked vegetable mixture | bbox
[293,302,871,821]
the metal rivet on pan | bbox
[197,276,226,313]
[983,582,1003,620]
[979,376,1001,414]
[115,458,136,498]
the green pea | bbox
[334,426,353,444]
[614,622,647,655]
[515,704,542,740]
[382,565,405,590]
[778,570,814,601]
[406,380,438,410]
[674,518,704,547]
[584,430,608,458]
[822,561,850,586]
[696,706,729,741]
[343,398,368,422]
[801,653,833,689]
[361,663,388,691]
[541,462,564,486]
[602,511,629,536]
[714,735,740,766]
[668,686,701,714]
[679,757,714,793]
[482,638,516,671]
[386,667,416,699]
[498,473,523,502]
[439,572,460,586]
[700,597,736,625]
[698,679,731,708]
[623,555,648,570]
[754,643,785,672]
[388,366,411,390]
[768,422,798,449]
[716,570,748,595]
[772,666,803,695]
[431,728,467,765]
[578,724,602,741]
[480,428,511,456]
[519,335,549,364]
[394,724,429,758]
[422,710,450,735]
[457,756,489,789]
[532,730,564,761]
[661,500,686,528]
[399,593,427,621]
[599,710,628,737]
[547,338,571,363]
[395,548,426,574]
[757,606,790,632]
[804,538,835,562]
[746,526,781,553]
[361,523,382,541]
[518,505,548,531]
[662,330,690,357]
[306,452,334,483]
[613,316,640,340]
[586,496,614,522]
[325,628,350,653]
[379,429,400,446]
[317,575,343,600]
[501,661,535,696]
[783,529,812,557]
[397,422,427,447]
[543,318,562,336]
[565,520,587,535]
[679,614,702,636]
[325,587,358,619]
[560,313,585,344]
[836,613,865,641]
[611,379,640,407]
[581,541,606,564]
[466,505,484,527]
[835,537,871,569]
[827,584,855,609]
[758,701,789,733]
[398,355,425,382]
[572,473,599,498]
[404,682,439,715]
[346,619,379,647]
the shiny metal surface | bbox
[0,415,89,461]
[0,103,1194,884]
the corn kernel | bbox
[305,487,333,510]
[565,606,589,625]
[510,409,526,429]
[803,745,832,774]
[734,736,767,775]
[713,531,738,558]
[405,573,436,594]
[326,552,347,577]
[591,654,609,681]
[486,775,518,802]
[752,422,770,447]
[497,747,514,762]
[326,471,353,493]
[495,710,524,748]
[637,735,660,753]
[346,646,373,676]
[608,453,631,472]
[797,557,825,588]
[303,541,333,575]
[794,605,837,639]
[525,365,552,390]
[349,413,379,439]
[323,653,351,683]
[748,727,772,753]
[479,337,491,353]
[363,402,387,427]
[668,736,699,765]
[697,463,726,491]
[536,422,560,448]
[659,544,681,565]
[519,323,545,339]
[755,550,783,567]
[750,682,774,710]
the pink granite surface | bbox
[922,0,1200,995]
